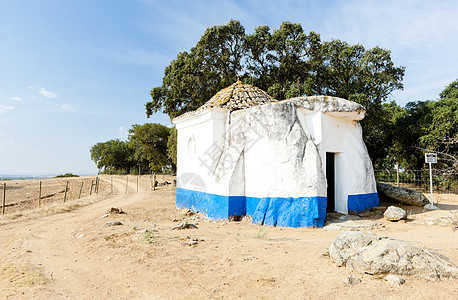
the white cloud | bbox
[0,105,14,116]
[39,88,58,98]
[9,96,22,102]
[60,104,75,112]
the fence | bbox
[374,169,458,194]
[0,176,106,216]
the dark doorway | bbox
[326,152,335,213]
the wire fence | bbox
[374,169,458,194]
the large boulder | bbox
[383,206,407,221]
[377,182,429,207]
[329,232,458,281]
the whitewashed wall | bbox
[318,113,377,213]
[174,108,229,194]
[174,98,377,217]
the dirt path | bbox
[1,176,457,299]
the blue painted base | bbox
[250,196,327,227]
[176,188,245,219]
[176,188,326,227]
[347,193,379,213]
[177,188,379,227]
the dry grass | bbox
[0,262,49,298]
[0,192,111,226]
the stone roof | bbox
[200,80,276,110]
[172,81,366,123]
[172,80,276,122]
[288,96,366,120]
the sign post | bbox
[425,153,437,206]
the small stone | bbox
[385,275,405,286]
[425,217,454,226]
[181,241,198,246]
[384,206,407,222]
[170,222,198,230]
[107,207,124,214]
[424,203,440,210]
[371,206,387,212]
[358,211,371,218]
[342,275,361,285]
[102,221,123,228]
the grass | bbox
[0,193,108,226]
[253,227,267,239]
[143,230,156,244]
[1,262,49,298]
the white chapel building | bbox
[172,80,378,227]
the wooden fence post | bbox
[95,177,99,194]
[153,173,156,191]
[63,181,69,203]
[38,181,42,207]
[2,183,5,215]
[90,180,94,195]
[78,181,83,199]
[125,176,128,194]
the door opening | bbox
[326,152,335,213]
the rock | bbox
[377,182,429,206]
[323,220,384,231]
[182,209,195,216]
[181,240,198,246]
[342,275,361,285]
[107,207,124,214]
[371,206,387,212]
[384,274,405,286]
[424,203,440,210]
[102,221,123,228]
[383,206,407,221]
[170,222,198,230]
[425,217,455,226]
[329,231,458,281]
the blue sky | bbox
[0,0,457,175]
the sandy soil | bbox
[0,175,457,299]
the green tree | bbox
[420,79,458,172]
[167,126,177,171]
[90,139,135,174]
[147,20,405,163]
[390,101,434,172]
[128,123,171,172]
[147,19,245,119]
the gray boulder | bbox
[377,182,429,207]
[384,206,407,221]
[329,231,458,281]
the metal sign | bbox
[425,153,437,164]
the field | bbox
[0,175,457,299]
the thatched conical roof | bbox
[199,80,276,110]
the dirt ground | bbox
[0,175,457,299]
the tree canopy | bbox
[146,20,405,121]
[90,123,174,174]
[146,20,405,164]
[128,123,171,172]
